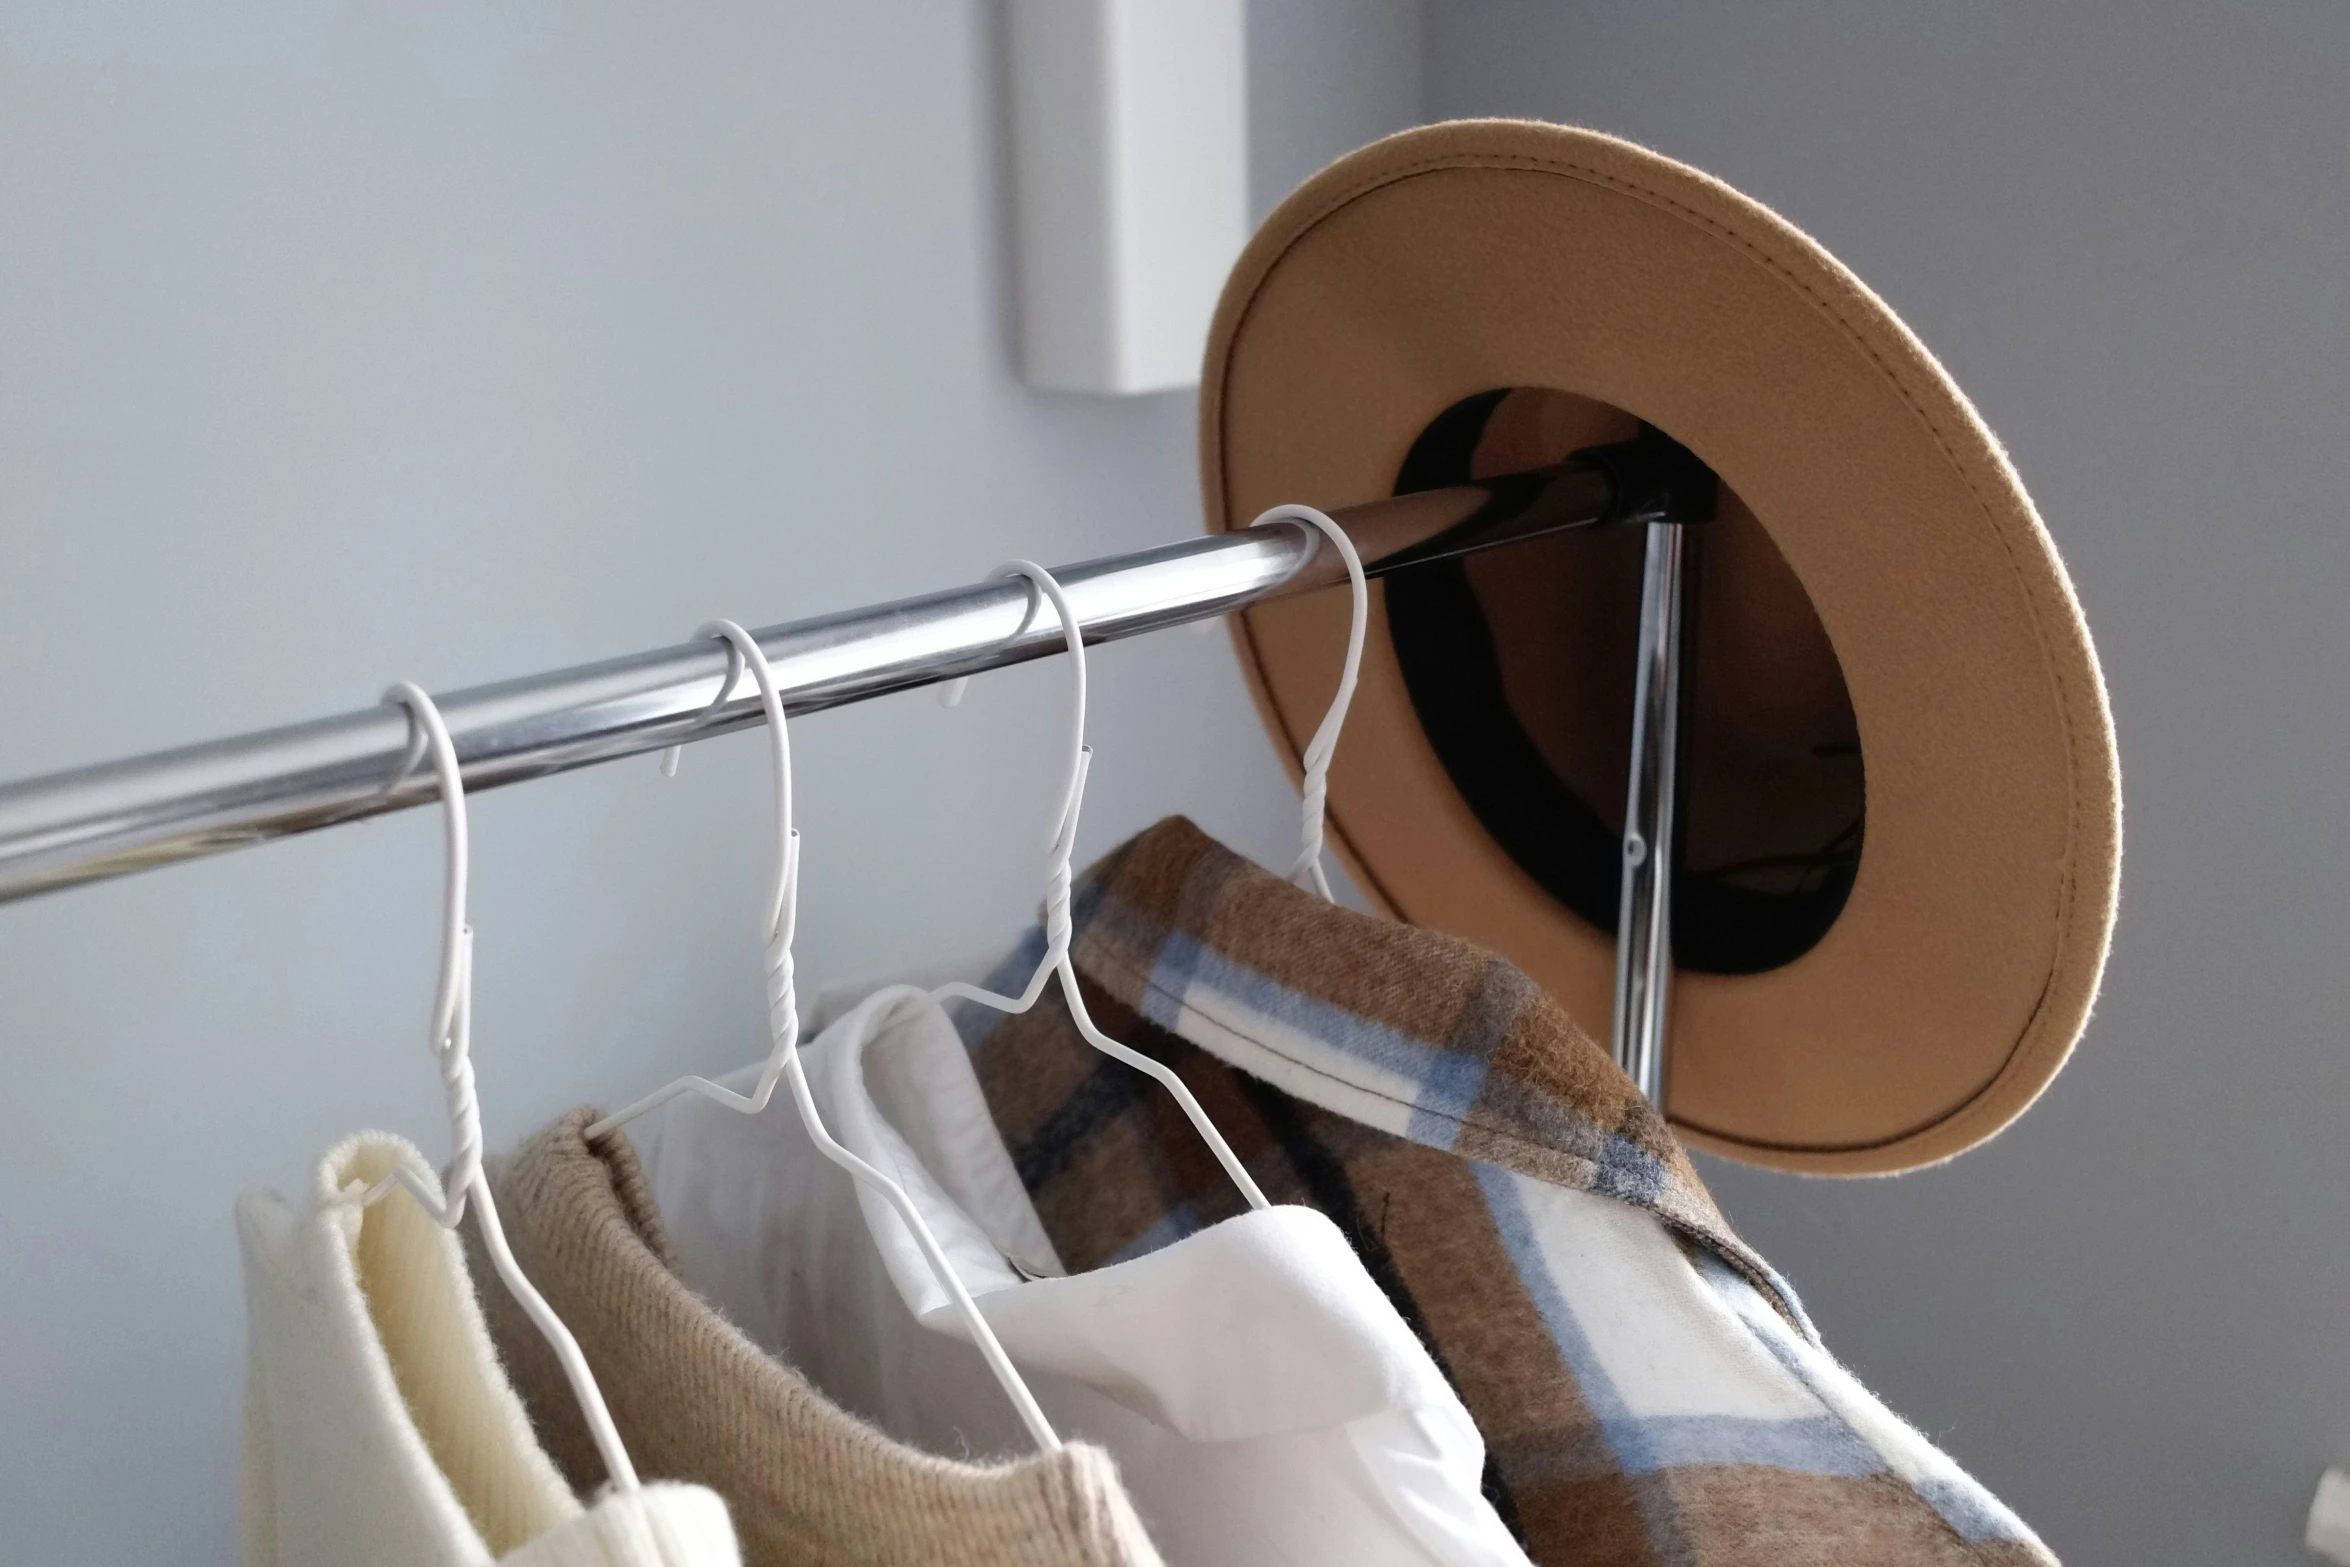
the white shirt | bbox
[237,1132,740,1567]
[633,985,1532,1567]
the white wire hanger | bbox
[1248,505,1369,903]
[931,562,1273,1211]
[356,682,643,1493]
[583,621,1061,1454]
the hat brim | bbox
[1201,120,2119,1174]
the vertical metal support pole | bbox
[1611,519,1693,1107]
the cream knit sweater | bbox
[237,1132,739,1567]
[467,1110,1166,1567]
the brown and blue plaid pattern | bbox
[955,817,2055,1566]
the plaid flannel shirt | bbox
[955,817,2055,1567]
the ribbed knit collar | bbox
[468,1112,1167,1567]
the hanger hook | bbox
[369,681,644,1492]
[993,562,1090,959]
[928,563,1269,1211]
[657,634,749,777]
[588,621,801,1135]
[1248,507,1367,902]
[697,622,799,1014]
[379,681,480,1216]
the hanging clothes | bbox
[630,987,1535,1567]
[938,816,2059,1567]
[235,1133,739,1567]
[464,1109,1167,1567]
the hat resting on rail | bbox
[1201,120,2119,1176]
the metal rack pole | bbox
[1610,520,1695,1106]
[0,460,1622,907]
[0,428,1717,1113]
[1595,423,1719,1108]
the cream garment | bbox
[632,986,1534,1567]
[236,1133,739,1567]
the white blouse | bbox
[633,985,1531,1567]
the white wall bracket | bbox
[1006,0,1249,396]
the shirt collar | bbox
[808,983,1494,1440]
[1007,816,1804,1330]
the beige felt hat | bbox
[1202,120,2120,1175]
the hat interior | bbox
[1385,387,1866,977]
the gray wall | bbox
[1420,4,2350,1564]
[6,3,2342,1563]
[0,5,1416,1559]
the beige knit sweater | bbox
[464,1109,1165,1567]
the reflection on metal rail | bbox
[0,459,1624,906]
